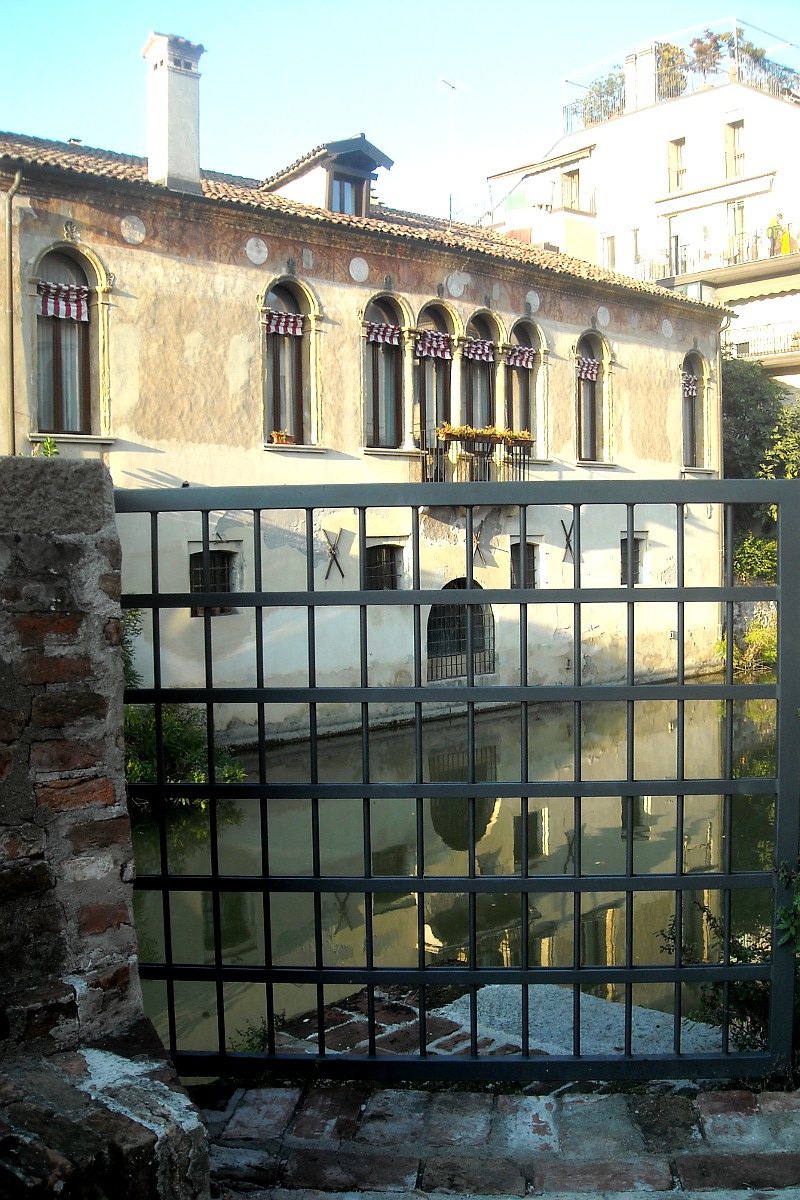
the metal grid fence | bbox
[116,478,800,1081]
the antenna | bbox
[442,78,458,223]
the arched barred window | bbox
[264,282,309,444]
[364,297,403,448]
[682,351,705,468]
[36,251,92,434]
[427,579,495,681]
[576,332,605,462]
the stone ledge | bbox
[0,1029,209,1199]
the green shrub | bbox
[733,534,777,584]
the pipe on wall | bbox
[4,168,23,456]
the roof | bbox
[0,129,725,315]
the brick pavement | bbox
[199,1081,800,1198]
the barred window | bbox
[189,549,237,616]
[620,536,644,586]
[511,542,537,589]
[427,578,495,680]
[365,544,401,590]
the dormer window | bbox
[330,173,367,216]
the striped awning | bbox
[366,322,401,346]
[506,345,536,369]
[264,309,304,336]
[36,281,89,321]
[463,338,495,362]
[682,373,698,396]
[416,331,452,360]
[577,356,600,381]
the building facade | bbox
[487,20,800,392]
[1,34,728,740]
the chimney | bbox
[142,32,205,194]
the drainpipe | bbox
[5,168,23,456]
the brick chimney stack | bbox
[141,32,205,194]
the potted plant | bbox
[270,429,295,445]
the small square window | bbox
[620,536,645,585]
[511,542,537,589]
[189,549,237,615]
[365,544,401,590]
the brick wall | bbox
[0,458,142,1055]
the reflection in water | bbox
[132,692,777,1052]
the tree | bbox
[581,72,624,127]
[722,355,787,480]
[656,43,689,99]
[761,402,800,482]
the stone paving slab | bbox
[205,1083,800,1199]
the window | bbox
[576,334,604,462]
[727,199,745,264]
[427,579,495,681]
[264,283,308,444]
[682,352,705,468]
[725,120,744,179]
[330,172,367,215]
[511,542,537,589]
[505,323,537,439]
[189,548,238,615]
[620,536,645,585]
[364,298,402,447]
[365,544,401,590]
[667,138,685,192]
[36,251,91,434]
[463,314,497,429]
[603,235,616,270]
[414,305,452,446]
[561,169,580,210]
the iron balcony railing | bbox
[631,222,799,284]
[417,427,536,483]
[724,319,800,360]
[116,477,800,1083]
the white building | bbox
[487,19,800,391]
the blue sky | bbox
[1,2,799,218]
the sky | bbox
[2,1,800,220]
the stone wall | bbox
[0,458,141,1053]
[0,458,209,1197]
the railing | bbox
[417,427,535,482]
[567,49,800,135]
[724,320,800,359]
[116,478,800,1083]
[630,223,800,284]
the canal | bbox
[131,688,777,1056]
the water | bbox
[131,690,777,1055]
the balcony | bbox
[417,426,535,483]
[631,222,800,284]
[723,320,800,369]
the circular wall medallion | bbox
[120,215,146,245]
[525,290,540,313]
[597,306,610,327]
[349,256,369,282]
[245,236,269,265]
[661,318,674,339]
[446,271,470,297]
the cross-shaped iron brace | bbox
[323,528,345,579]
[472,525,487,567]
[561,518,575,564]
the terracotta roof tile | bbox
[0,129,725,313]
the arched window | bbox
[36,251,92,434]
[576,333,604,462]
[427,579,495,681]
[506,322,538,437]
[463,314,497,429]
[264,283,308,444]
[364,297,403,448]
[414,305,452,445]
[682,352,705,468]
